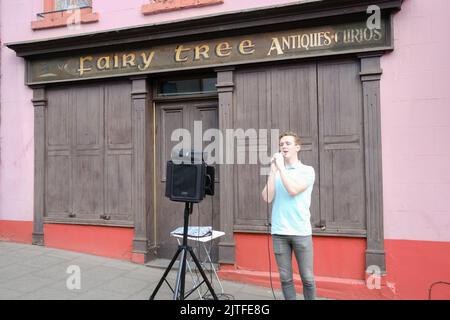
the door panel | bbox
[155,100,220,260]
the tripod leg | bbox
[173,248,187,300]
[150,246,182,300]
[188,247,218,300]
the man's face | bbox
[279,135,300,160]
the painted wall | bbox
[0,0,300,221]
[226,234,450,299]
[380,0,450,242]
[1,0,449,299]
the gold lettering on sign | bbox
[340,27,383,44]
[175,45,190,62]
[194,45,210,61]
[59,23,385,81]
[215,42,232,57]
[113,55,120,68]
[78,56,93,76]
[267,38,283,56]
[374,29,382,41]
[97,56,111,70]
[138,52,155,71]
[238,40,255,55]
[268,31,334,55]
[122,54,136,67]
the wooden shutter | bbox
[233,60,367,235]
[45,81,133,224]
[46,87,71,218]
[270,64,320,229]
[233,69,270,231]
[104,82,133,221]
[233,63,319,231]
[71,84,104,219]
[318,60,366,233]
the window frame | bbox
[32,0,98,30]
[52,0,92,12]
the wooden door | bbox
[155,100,220,260]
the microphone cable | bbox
[428,281,450,300]
[266,171,277,300]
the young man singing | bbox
[262,131,316,300]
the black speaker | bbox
[165,161,206,202]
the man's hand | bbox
[272,153,285,171]
[270,160,278,173]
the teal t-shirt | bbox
[271,160,315,236]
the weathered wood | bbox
[154,100,219,260]
[131,77,149,254]
[46,88,70,220]
[45,81,135,226]
[359,54,386,273]
[216,68,235,264]
[105,82,133,222]
[233,63,319,232]
[71,85,104,220]
[32,86,47,245]
[318,60,366,232]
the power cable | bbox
[428,281,450,300]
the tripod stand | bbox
[150,202,218,300]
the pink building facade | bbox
[0,0,449,299]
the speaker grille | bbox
[172,165,198,198]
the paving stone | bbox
[101,259,141,271]
[74,288,130,300]
[98,277,150,296]
[17,287,81,300]
[7,248,45,258]
[21,255,68,268]
[31,262,79,281]
[0,255,22,268]
[44,249,83,260]
[0,264,40,283]
[0,241,328,301]
[0,288,24,300]
[0,275,57,293]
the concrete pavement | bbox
[0,241,295,300]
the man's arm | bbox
[278,167,310,196]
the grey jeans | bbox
[272,234,316,300]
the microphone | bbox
[271,153,283,164]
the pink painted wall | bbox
[2,0,300,43]
[0,0,299,221]
[380,0,450,242]
[1,0,449,244]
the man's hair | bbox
[279,131,302,146]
